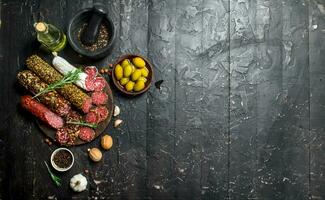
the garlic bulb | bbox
[70,174,87,192]
[113,105,120,117]
[114,119,123,128]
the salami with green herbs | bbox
[26,55,92,113]
[17,70,71,116]
[52,54,93,91]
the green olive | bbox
[114,64,123,80]
[140,67,149,77]
[125,81,135,91]
[123,65,133,77]
[134,80,145,91]
[121,59,130,68]
[138,76,147,83]
[132,57,146,68]
[131,64,136,73]
[131,69,142,81]
[120,77,129,86]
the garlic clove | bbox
[114,119,123,128]
[113,105,120,117]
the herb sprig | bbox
[33,69,82,98]
[67,121,98,129]
[44,161,61,186]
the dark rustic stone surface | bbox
[0,0,324,199]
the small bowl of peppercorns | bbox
[50,148,74,172]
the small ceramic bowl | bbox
[50,148,74,172]
[112,54,153,96]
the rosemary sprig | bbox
[67,121,98,129]
[33,68,82,98]
[44,161,61,187]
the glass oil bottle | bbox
[34,22,67,52]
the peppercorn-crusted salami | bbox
[79,127,95,142]
[56,128,70,144]
[91,91,108,105]
[17,70,71,116]
[26,55,92,113]
[64,110,82,140]
[21,95,64,129]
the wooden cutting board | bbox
[37,75,113,145]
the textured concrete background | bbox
[0,0,324,199]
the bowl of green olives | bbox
[112,54,153,96]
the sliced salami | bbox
[79,127,95,142]
[66,110,82,121]
[85,75,95,91]
[56,127,70,144]
[85,66,98,79]
[82,98,93,113]
[93,106,109,122]
[93,77,106,91]
[85,111,99,124]
[91,91,108,105]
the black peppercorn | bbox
[53,150,73,168]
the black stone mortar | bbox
[67,7,115,59]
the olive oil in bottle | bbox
[34,22,67,52]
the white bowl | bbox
[50,148,74,172]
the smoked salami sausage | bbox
[17,70,71,116]
[21,95,64,129]
[26,55,92,113]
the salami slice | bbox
[85,111,99,124]
[82,98,93,113]
[85,75,95,91]
[56,127,70,144]
[66,110,82,122]
[93,77,106,91]
[93,106,109,123]
[91,91,108,105]
[79,127,95,142]
[21,95,64,129]
[85,66,98,79]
